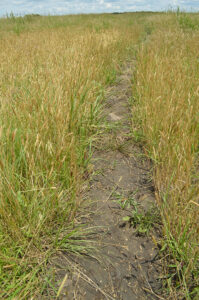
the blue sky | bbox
[0,0,199,17]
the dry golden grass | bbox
[1,11,198,298]
[134,14,199,298]
[0,13,142,298]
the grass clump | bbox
[134,13,199,299]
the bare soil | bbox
[49,63,164,300]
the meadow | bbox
[0,13,143,298]
[134,12,199,298]
[0,11,198,299]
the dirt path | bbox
[52,63,163,300]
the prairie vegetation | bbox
[0,11,199,299]
[0,13,142,298]
[134,12,199,299]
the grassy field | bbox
[0,13,143,298]
[134,12,199,299]
[0,11,198,299]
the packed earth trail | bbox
[51,63,164,300]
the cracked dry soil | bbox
[52,63,164,300]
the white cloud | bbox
[106,3,112,8]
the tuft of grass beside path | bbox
[134,13,199,299]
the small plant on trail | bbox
[123,203,160,235]
[114,191,138,210]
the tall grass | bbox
[0,14,142,298]
[134,14,199,299]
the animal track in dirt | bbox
[50,63,164,300]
